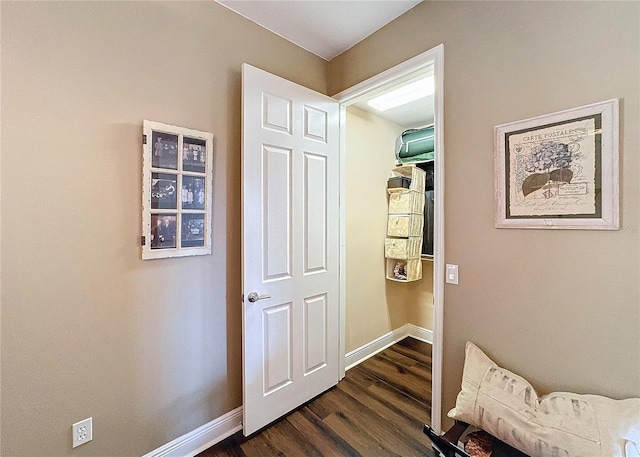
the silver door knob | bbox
[247,292,271,303]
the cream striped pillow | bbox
[448,342,640,457]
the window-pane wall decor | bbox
[142,120,214,259]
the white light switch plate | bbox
[446,264,459,284]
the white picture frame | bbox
[495,99,619,230]
[142,120,214,259]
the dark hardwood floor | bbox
[198,337,436,457]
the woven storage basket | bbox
[387,214,424,238]
[386,258,422,281]
[388,189,425,215]
[391,165,425,193]
[384,237,422,259]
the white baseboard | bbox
[142,407,242,457]
[143,326,432,456]
[406,323,433,344]
[344,324,433,371]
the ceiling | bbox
[352,93,434,128]
[216,0,422,61]
[217,0,432,128]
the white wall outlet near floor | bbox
[446,264,459,284]
[72,417,93,448]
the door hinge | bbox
[143,134,147,145]
[141,236,146,246]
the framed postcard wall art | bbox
[142,120,214,259]
[494,99,619,230]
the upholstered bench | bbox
[425,421,529,457]
[424,342,640,457]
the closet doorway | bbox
[334,45,445,432]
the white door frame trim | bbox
[333,44,445,433]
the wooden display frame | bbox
[141,120,214,260]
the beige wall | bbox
[331,1,640,427]
[407,259,434,329]
[345,106,434,352]
[0,2,326,455]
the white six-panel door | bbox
[241,64,340,435]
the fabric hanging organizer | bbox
[395,125,435,163]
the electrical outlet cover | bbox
[72,417,93,448]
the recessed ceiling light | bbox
[367,76,434,112]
